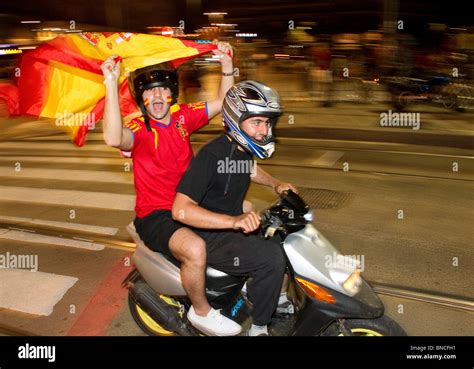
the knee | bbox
[184,238,207,266]
[264,246,286,273]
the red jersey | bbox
[125,102,208,218]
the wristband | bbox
[222,71,234,77]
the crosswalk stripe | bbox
[0,156,130,165]
[0,228,105,250]
[0,141,114,152]
[0,167,133,184]
[0,185,135,211]
[313,151,345,166]
[0,215,118,236]
[25,132,105,142]
[0,269,79,316]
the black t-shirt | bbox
[177,134,254,216]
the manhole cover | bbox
[299,187,352,210]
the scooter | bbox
[122,190,406,336]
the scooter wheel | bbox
[321,315,407,336]
[128,293,175,336]
[395,91,411,110]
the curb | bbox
[195,127,474,150]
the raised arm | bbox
[101,56,134,151]
[206,41,234,120]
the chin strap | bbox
[144,115,152,132]
[139,101,152,132]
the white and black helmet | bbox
[222,80,282,159]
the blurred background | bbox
[1,0,473,110]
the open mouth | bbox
[152,101,164,111]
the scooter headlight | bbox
[342,270,362,295]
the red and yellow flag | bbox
[0,32,216,146]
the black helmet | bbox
[129,62,179,125]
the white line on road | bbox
[7,227,35,233]
[312,151,344,166]
[0,228,105,250]
[0,269,78,316]
[0,141,113,151]
[0,167,132,184]
[0,156,130,165]
[25,132,105,142]
[0,186,135,211]
[73,237,93,242]
[0,215,118,236]
[271,138,474,159]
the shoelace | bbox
[208,309,224,325]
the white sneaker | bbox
[187,306,242,336]
[247,324,269,336]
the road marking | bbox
[0,156,130,165]
[0,141,113,152]
[25,132,105,142]
[256,138,474,159]
[73,237,93,242]
[0,228,105,250]
[0,215,118,236]
[0,186,135,211]
[0,269,78,316]
[373,283,474,313]
[0,167,132,184]
[7,227,35,233]
[312,151,344,166]
[67,255,133,336]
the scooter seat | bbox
[126,223,239,296]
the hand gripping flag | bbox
[0,32,216,146]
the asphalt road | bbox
[0,111,472,336]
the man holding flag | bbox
[101,41,242,336]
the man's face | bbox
[240,116,271,142]
[142,86,172,121]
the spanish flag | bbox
[0,33,216,146]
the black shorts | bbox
[133,210,184,257]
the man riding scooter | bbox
[100,42,243,336]
[124,80,406,337]
[173,81,298,336]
